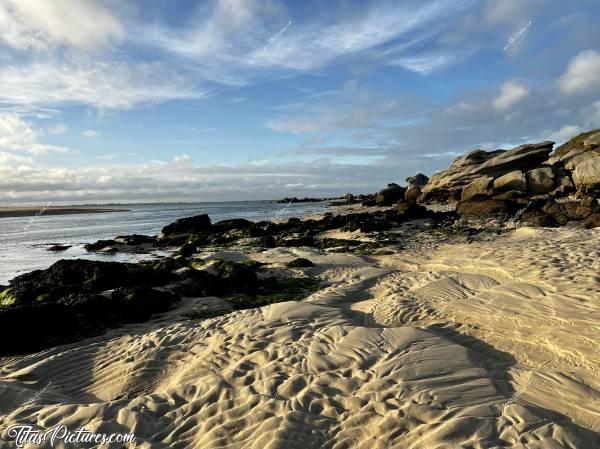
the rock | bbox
[404,174,429,203]
[420,142,553,203]
[286,258,315,268]
[406,173,429,188]
[475,142,553,175]
[420,149,504,202]
[259,235,276,248]
[581,213,600,229]
[541,201,579,226]
[5,259,173,306]
[114,234,155,245]
[212,219,253,232]
[493,170,527,193]
[456,199,517,218]
[519,210,557,227]
[493,190,528,201]
[549,170,575,197]
[572,155,600,192]
[404,186,422,204]
[583,131,600,149]
[376,183,406,206]
[84,239,119,252]
[111,287,178,321]
[48,245,71,251]
[526,167,555,194]
[161,214,212,236]
[179,242,197,257]
[461,176,494,201]
[396,203,432,219]
[575,198,599,219]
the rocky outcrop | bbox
[419,149,504,202]
[461,176,494,201]
[493,170,527,193]
[161,214,212,236]
[456,199,518,218]
[404,174,429,204]
[526,167,555,194]
[376,183,405,206]
[572,155,600,192]
[420,142,554,203]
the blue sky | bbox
[1,0,600,204]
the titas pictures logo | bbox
[4,425,135,447]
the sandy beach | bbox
[1,225,598,448]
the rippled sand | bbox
[1,227,598,448]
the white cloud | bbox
[0,0,123,50]
[493,81,530,110]
[173,154,192,164]
[83,129,98,138]
[0,113,68,155]
[0,58,210,109]
[544,125,582,143]
[47,123,68,135]
[391,52,457,74]
[558,50,600,95]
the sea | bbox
[0,200,330,284]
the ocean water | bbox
[0,200,330,284]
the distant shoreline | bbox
[0,207,129,218]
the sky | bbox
[1,0,600,205]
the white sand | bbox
[0,228,599,448]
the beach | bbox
[0,135,599,448]
[0,224,598,448]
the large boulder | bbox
[572,155,600,192]
[474,142,554,175]
[526,167,555,194]
[420,142,553,203]
[376,183,405,206]
[406,173,429,188]
[405,173,430,204]
[420,149,504,202]
[461,176,494,201]
[493,170,527,193]
[161,214,212,236]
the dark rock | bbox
[542,201,580,226]
[493,190,528,201]
[48,245,71,251]
[457,199,517,218]
[84,239,119,252]
[114,234,156,245]
[5,259,173,306]
[406,173,430,188]
[396,203,432,219]
[179,242,197,257]
[286,258,315,268]
[259,235,276,248]
[519,210,558,227]
[212,219,254,232]
[111,286,178,321]
[581,213,600,229]
[161,214,212,236]
[376,183,406,206]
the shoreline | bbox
[0,207,129,218]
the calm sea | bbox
[0,201,330,284]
